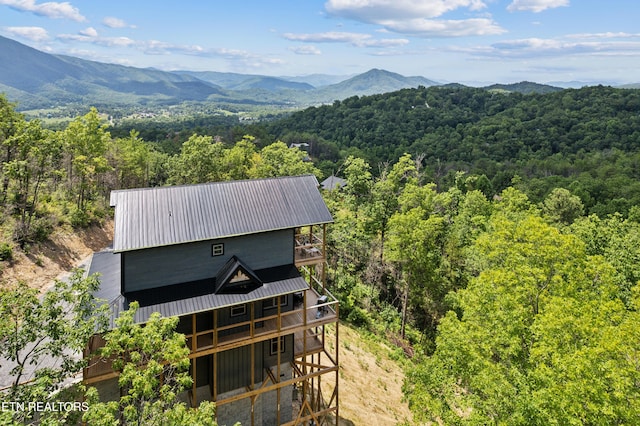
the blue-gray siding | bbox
[123,230,293,292]
[201,335,294,393]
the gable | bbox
[215,255,263,294]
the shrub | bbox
[0,242,14,261]
[70,208,91,228]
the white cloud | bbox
[567,32,640,40]
[0,0,85,21]
[102,16,135,29]
[55,32,282,71]
[4,25,49,41]
[471,35,640,59]
[324,0,505,38]
[79,27,98,37]
[283,31,409,47]
[57,33,136,48]
[325,0,487,20]
[289,45,322,55]
[507,0,569,13]
[380,17,506,37]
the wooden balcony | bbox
[185,288,337,357]
[294,226,326,267]
[84,288,338,383]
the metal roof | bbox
[320,175,347,190]
[110,175,333,252]
[88,251,309,328]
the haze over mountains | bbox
[0,34,604,112]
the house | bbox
[320,175,346,191]
[84,175,339,426]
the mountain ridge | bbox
[0,35,583,111]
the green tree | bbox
[3,119,61,246]
[367,153,418,257]
[84,302,221,426]
[110,130,151,189]
[167,134,224,185]
[571,213,640,306]
[542,187,584,225]
[342,155,372,211]
[0,94,25,205]
[0,270,108,424]
[250,141,321,179]
[221,135,257,180]
[404,214,640,425]
[63,107,111,212]
[386,183,445,338]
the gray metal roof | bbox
[132,277,308,325]
[110,175,333,252]
[88,250,309,328]
[320,175,347,190]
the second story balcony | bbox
[294,225,326,267]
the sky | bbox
[1,0,639,85]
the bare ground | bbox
[324,323,414,426]
[0,220,113,292]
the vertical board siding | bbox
[216,345,263,394]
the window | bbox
[230,304,246,317]
[212,243,224,256]
[263,295,288,309]
[270,336,285,355]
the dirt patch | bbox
[0,220,113,292]
[324,323,414,426]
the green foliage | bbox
[0,241,13,261]
[267,85,640,216]
[0,270,108,424]
[84,302,221,425]
[167,133,225,184]
[404,214,640,425]
[251,141,321,179]
[571,213,640,306]
[63,107,112,211]
[542,187,584,224]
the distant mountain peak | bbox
[0,35,443,109]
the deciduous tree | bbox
[84,302,223,426]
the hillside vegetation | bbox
[263,85,640,216]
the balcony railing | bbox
[185,287,337,356]
[83,287,338,383]
[294,226,325,266]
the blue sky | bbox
[1,0,639,85]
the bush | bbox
[346,306,371,328]
[70,208,91,228]
[32,216,55,242]
[0,242,14,261]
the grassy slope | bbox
[324,323,413,425]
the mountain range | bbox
[0,34,568,111]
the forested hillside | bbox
[1,82,640,424]
[264,85,640,216]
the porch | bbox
[186,287,337,357]
[294,225,326,267]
